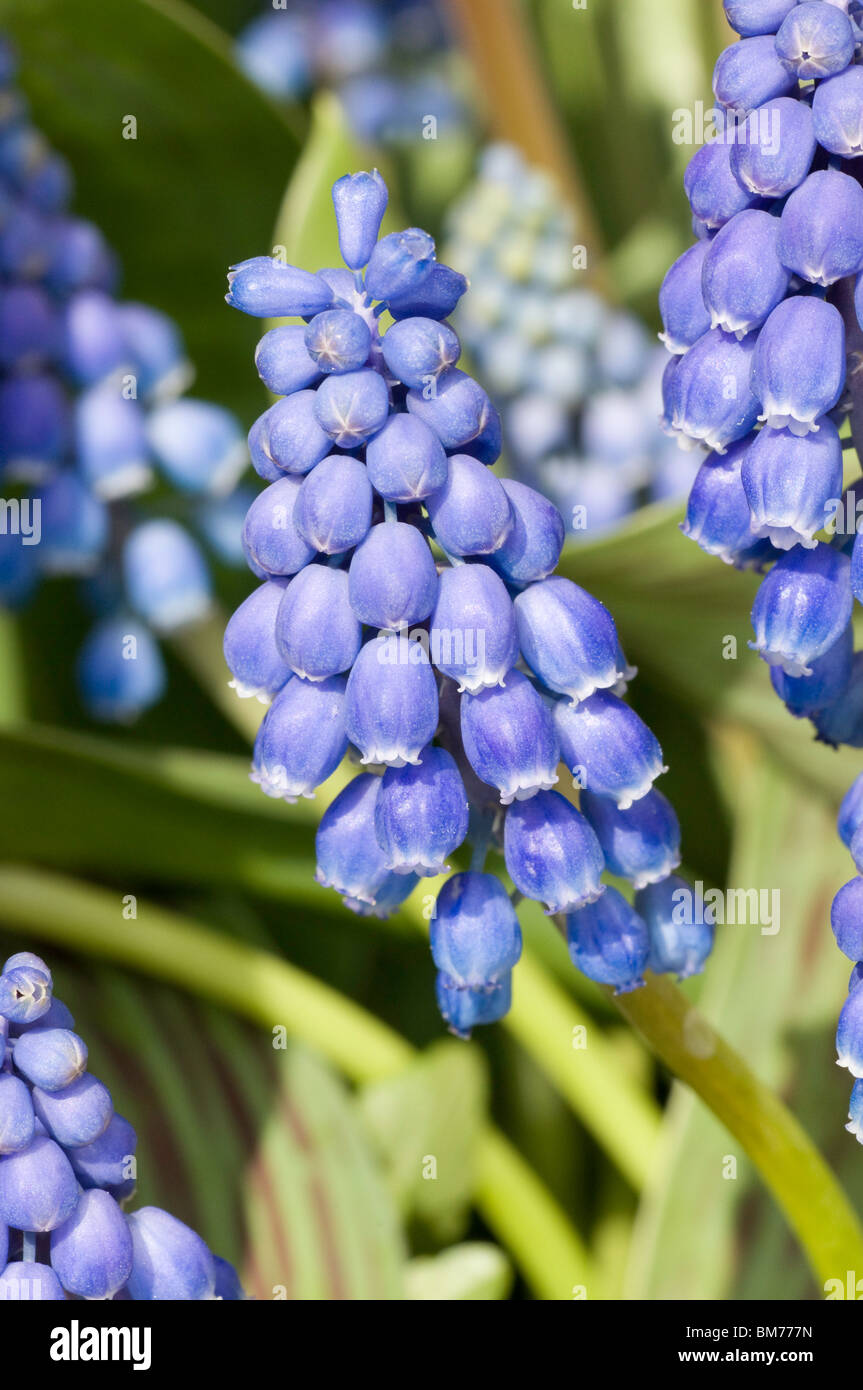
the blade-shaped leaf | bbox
[358,1039,488,1239]
[0,722,354,915]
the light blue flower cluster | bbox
[0,949,242,1299]
[236,0,468,146]
[224,168,713,1037]
[0,40,250,723]
[444,144,696,535]
[663,0,863,1138]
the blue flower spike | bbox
[0,50,250,726]
[0,948,243,1298]
[225,166,706,1033]
[666,3,863,1143]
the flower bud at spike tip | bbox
[0,966,52,1024]
[331,170,388,271]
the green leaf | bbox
[558,505,760,711]
[0,0,302,421]
[31,957,408,1299]
[404,1243,513,1300]
[358,1039,488,1239]
[0,721,348,911]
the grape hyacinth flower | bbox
[225,167,709,1036]
[666,2,863,1141]
[0,43,249,723]
[0,949,243,1299]
[444,144,696,536]
[235,0,470,149]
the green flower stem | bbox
[0,862,594,1300]
[610,973,863,1287]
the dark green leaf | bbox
[0,0,303,421]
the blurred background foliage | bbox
[1,0,862,1301]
